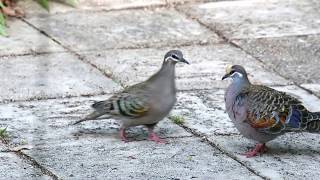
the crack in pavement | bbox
[0,91,114,105]
[0,88,230,105]
[0,138,60,180]
[19,16,214,90]
[177,124,268,180]
[174,6,320,100]
[227,41,320,100]
[19,17,126,88]
[0,50,68,59]
[1,42,214,59]
[14,151,60,180]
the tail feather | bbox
[306,112,320,132]
[73,111,104,125]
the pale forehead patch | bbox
[225,64,233,73]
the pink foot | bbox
[242,143,267,158]
[120,128,129,142]
[148,132,167,144]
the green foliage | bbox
[37,0,78,11]
[0,12,7,36]
[37,0,50,10]
[0,1,4,8]
[0,1,7,36]
[169,115,185,125]
[0,0,78,36]
[0,127,8,139]
[64,0,78,7]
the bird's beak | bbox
[180,58,190,65]
[222,73,230,80]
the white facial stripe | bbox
[231,72,243,78]
[165,56,179,62]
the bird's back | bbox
[238,84,320,134]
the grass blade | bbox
[64,0,78,7]
[0,25,7,36]
[0,12,7,36]
[0,126,8,138]
[0,11,5,25]
[37,0,50,11]
[0,1,4,9]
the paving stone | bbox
[0,52,120,102]
[232,35,320,98]
[173,90,237,135]
[0,95,260,179]
[80,44,289,91]
[210,134,320,180]
[0,152,50,179]
[233,35,320,85]
[0,143,7,152]
[0,95,189,147]
[301,84,320,98]
[25,9,219,51]
[179,0,320,39]
[18,0,165,16]
[22,137,260,179]
[0,19,64,56]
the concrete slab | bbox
[301,84,320,98]
[210,134,320,180]
[18,0,165,16]
[173,90,240,136]
[0,94,189,147]
[22,137,260,179]
[0,95,260,179]
[0,143,7,152]
[80,44,289,91]
[233,35,320,85]
[179,0,320,39]
[25,9,220,51]
[0,52,120,103]
[0,152,50,179]
[0,19,64,56]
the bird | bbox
[74,50,189,143]
[222,65,320,157]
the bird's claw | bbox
[242,143,267,158]
[148,133,167,144]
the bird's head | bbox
[222,65,248,81]
[164,50,189,65]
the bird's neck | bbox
[147,61,176,91]
[228,76,251,95]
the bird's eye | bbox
[230,70,235,74]
[171,54,179,60]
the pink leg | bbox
[147,129,166,144]
[242,143,267,158]
[119,128,128,142]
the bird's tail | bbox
[305,112,320,132]
[73,111,104,125]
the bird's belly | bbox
[230,115,278,143]
[121,111,168,128]
[225,97,276,143]
[122,98,176,127]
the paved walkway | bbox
[1,0,320,179]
